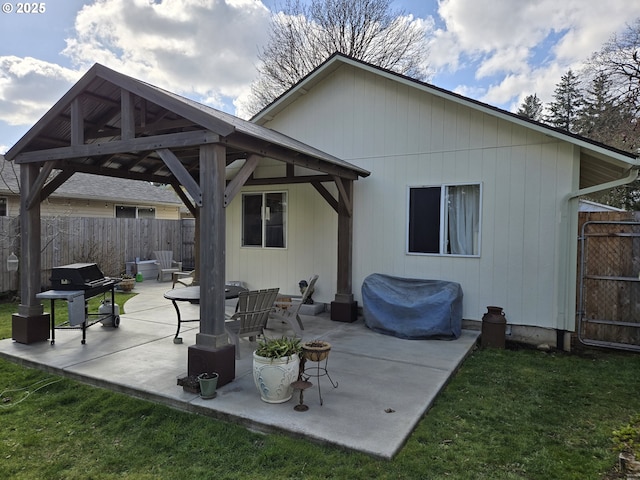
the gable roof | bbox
[0,155,181,205]
[253,53,639,188]
[5,62,369,190]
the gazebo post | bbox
[331,179,358,322]
[188,144,235,386]
[12,163,50,343]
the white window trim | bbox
[241,191,288,249]
[115,205,156,219]
[0,197,7,216]
[406,182,482,257]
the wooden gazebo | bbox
[5,64,369,385]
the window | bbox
[242,192,287,248]
[116,205,156,218]
[0,197,7,216]
[408,184,481,256]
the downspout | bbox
[561,164,640,350]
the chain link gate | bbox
[578,221,640,351]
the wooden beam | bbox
[39,168,75,202]
[14,130,220,163]
[61,161,173,184]
[222,134,359,180]
[18,163,44,315]
[224,154,259,206]
[121,90,135,140]
[197,143,227,342]
[312,181,339,213]
[334,179,355,303]
[25,163,54,210]
[244,174,334,186]
[333,176,352,217]
[70,97,84,146]
[171,183,197,217]
[156,148,202,206]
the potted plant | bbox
[252,336,302,403]
[302,340,331,362]
[197,372,219,399]
[118,273,136,292]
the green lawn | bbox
[1,299,639,479]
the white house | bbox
[233,53,639,348]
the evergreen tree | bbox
[517,94,543,120]
[575,73,619,143]
[544,70,584,133]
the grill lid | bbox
[50,263,107,290]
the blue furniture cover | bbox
[362,273,463,340]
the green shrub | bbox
[612,414,640,455]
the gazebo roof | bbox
[5,63,369,194]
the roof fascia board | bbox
[256,54,640,168]
[254,55,344,125]
[5,64,101,160]
[569,167,640,199]
[6,63,236,162]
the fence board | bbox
[0,217,186,292]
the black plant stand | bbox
[301,356,338,406]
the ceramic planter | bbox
[252,352,300,403]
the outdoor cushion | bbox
[361,273,463,340]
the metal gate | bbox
[578,221,640,351]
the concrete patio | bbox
[0,281,480,459]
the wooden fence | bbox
[0,216,185,293]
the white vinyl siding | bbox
[257,63,577,330]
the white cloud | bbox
[429,0,640,109]
[0,0,271,128]
[62,0,271,108]
[0,56,81,126]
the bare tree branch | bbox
[242,0,431,116]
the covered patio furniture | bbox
[362,273,463,340]
[225,288,280,358]
[269,274,319,336]
[154,251,182,282]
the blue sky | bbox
[1,0,639,153]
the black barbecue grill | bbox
[38,263,120,344]
[50,263,118,295]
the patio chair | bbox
[153,250,182,282]
[172,270,194,288]
[225,288,280,359]
[269,274,319,337]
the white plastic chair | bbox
[154,250,182,282]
